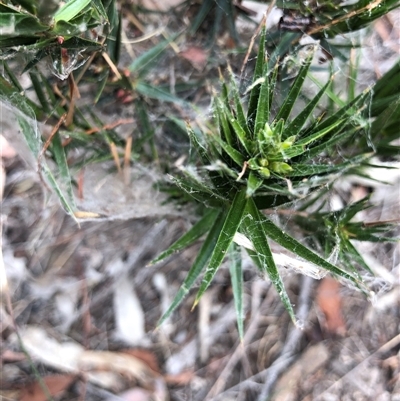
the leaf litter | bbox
[0,4,399,401]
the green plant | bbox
[189,0,238,43]
[264,0,400,78]
[0,0,187,218]
[0,0,113,75]
[151,24,399,337]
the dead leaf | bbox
[113,274,146,346]
[111,388,152,401]
[73,210,102,219]
[79,350,158,387]
[19,375,76,401]
[179,46,208,70]
[14,326,84,373]
[15,327,162,391]
[0,389,19,400]
[316,277,346,336]
[164,370,195,386]
[1,349,26,363]
[122,349,160,373]
[138,0,184,12]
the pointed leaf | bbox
[94,69,110,104]
[242,198,296,323]
[339,196,370,224]
[54,0,91,22]
[0,12,48,37]
[214,97,234,146]
[190,0,214,34]
[222,104,253,154]
[50,131,76,210]
[341,238,373,275]
[283,76,332,139]
[129,33,180,75]
[2,61,23,91]
[268,62,279,114]
[91,0,109,22]
[282,119,346,159]
[304,127,357,159]
[29,70,50,113]
[274,50,314,122]
[228,66,251,138]
[229,243,244,340]
[0,75,43,119]
[170,174,225,205]
[209,130,245,167]
[135,82,187,105]
[194,187,248,307]
[150,209,219,265]
[157,209,226,326]
[248,24,267,131]
[16,115,76,217]
[246,170,263,197]
[288,156,368,177]
[185,121,210,164]
[257,211,367,293]
[254,69,270,136]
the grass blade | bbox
[17,115,76,217]
[0,75,44,119]
[54,0,91,22]
[129,33,179,75]
[190,0,214,34]
[135,82,187,105]
[50,131,76,210]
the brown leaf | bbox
[19,375,76,401]
[316,277,346,336]
[112,388,152,401]
[179,46,208,70]
[122,349,161,374]
[1,349,26,363]
[164,370,195,386]
[79,350,157,387]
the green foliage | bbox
[0,0,186,218]
[154,24,399,333]
[0,0,112,74]
[277,0,400,37]
[190,0,238,43]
